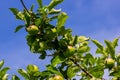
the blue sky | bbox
[0,0,120,79]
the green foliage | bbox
[7,0,120,79]
[0,60,10,80]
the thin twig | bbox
[70,58,93,78]
[20,0,30,14]
[74,61,93,78]
[20,0,35,22]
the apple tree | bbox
[1,0,120,80]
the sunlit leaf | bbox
[48,0,63,10]
[57,12,68,30]
[0,67,10,78]
[2,74,9,80]
[46,65,63,77]
[51,56,65,67]
[92,40,103,51]
[89,65,104,78]
[18,69,29,79]
[27,64,39,74]
[0,60,4,69]
[49,8,61,14]
[78,36,89,42]
[78,46,90,53]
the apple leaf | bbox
[12,75,20,80]
[92,40,104,51]
[0,60,4,69]
[112,38,119,48]
[46,65,63,77]
[37,0,43,8]
[57,12,68,30]
[104,40,115,59]
[48,0,63,10]
[18,69,29,79]
[51,56,65,67]
[0,67,10,78]
[14,25,25,33]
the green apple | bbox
[64,46,75,57]
[53,75,64,80]
[26,25,39,35]
[27,64,39,73]
[105,58,115,69]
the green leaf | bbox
[84,53,95,65]
[51,56,65,67]
[73,35,78,46]
[110,70,120,77]
[18,69,29,79]
[48,0,63,10]
[30,4,34,11]
[67,66,80,78]
[0,60,4,69]
[9,8,19,16]
[78,46,90,53]
[57,12,68,30]
[10,8,24,20]
[37,0,43,8]
[12,75,20,80]
[49,8,61,14]
[104,40,115,59]
[0,67,10,78]
[27,64,39,74]
[2,74,9,80]
[92,40,103,51]
[78,36,89,42]
[14,25,25,33]
[112,38,119,48]
[89,65,104,78]
[46,65,63,77]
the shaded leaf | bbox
[30,4,34,11]
[112,38,119,48]
[9,8,19,16]
[14,25,25,33]
[104,40,115,59]
[12,75,20,80]
[37,0,43,8]
[67,66,80,78]
[110,70,120,77]
[73,35,78,46]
